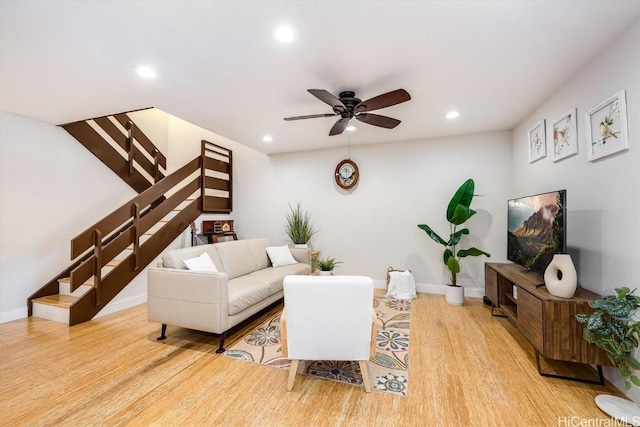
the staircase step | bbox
[32,295,75,324]
[58,277,93,297]
[33,294,76,308]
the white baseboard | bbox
[0,307,28,324]
[374,280,483,299]
[94,293,147,319]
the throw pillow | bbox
[183,252,218,272]
[265,245,298,268]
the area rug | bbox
[223,296,411,396]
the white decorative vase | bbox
[319,270,332,276]
[445,285,464,305]
[293,243,308,249]
[544,254,577,298]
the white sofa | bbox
[147,238,311,353]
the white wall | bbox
[269,131,512,291]
[0,113,140,321]
[511,19,640,401]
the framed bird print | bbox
[551,108,578,162]
[527,119,546,163]
[585,90,629,161]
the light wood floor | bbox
[0,292,625,426]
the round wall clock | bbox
[334,159,359,190]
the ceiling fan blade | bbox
[355,113,401,129]
[308,89,346,111]
[354,89,411,113]
[329,117,350,136]
[284,113,337,121]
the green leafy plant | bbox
[285,202,317,245]
[575,287,640,390]
[315,257,342,272]
[417,178,490,287]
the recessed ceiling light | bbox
[446,111,460,119]
[274,25,294,43]
[262,135,273,142]
[346,125,357,132]
[136,66,157,79]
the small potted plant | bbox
[285,202,317,248]
[417,178,490,305]
[575,287,640,388]
[315,257,342,276]
[575,287,640,421]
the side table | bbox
[311,250,320,274]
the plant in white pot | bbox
[417,178,490,305]
[575,287,640,424]
[285,202,317,248]
[315,257,342,276]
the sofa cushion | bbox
[216,240,259,279]
[248,238,272,270]
[161,245,224,272]
[228,278,271,316]
[245,263,311,295]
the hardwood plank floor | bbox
[0,292,625,426]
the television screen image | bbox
[507,190,566,274]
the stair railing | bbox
[28,139,234,325]
[62,110,167,193]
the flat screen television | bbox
[507,190,566,274]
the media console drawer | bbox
[517,288,543,353]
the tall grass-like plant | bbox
[575,287,640,390]
[417,179,490,287]
[285,202,317,245]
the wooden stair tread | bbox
[33,294,77,308]
[59,277,94,286]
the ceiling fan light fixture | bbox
[346,125,357,132]
[274,25,294,43]
[446,110,460,119]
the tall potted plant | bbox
[285,202,317,248]
[575,287,640,421]
[417,178,490,305]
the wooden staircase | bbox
[28,140,233,325]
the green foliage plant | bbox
[575,287,640,390]
[315,257,342,272]
[417,178,490,287]
[285,202,317,245]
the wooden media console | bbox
[485,262,613,384]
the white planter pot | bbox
[445,285,464,305]
[293,244,309,249]
[544,254,577,298]
[319,270,332,276]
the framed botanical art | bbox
[527,120,546,163]
[585,90,629,161]
[551,108,578,161]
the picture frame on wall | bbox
[585,90,629,161]
[527,120,546,163]
[551,108,578,162]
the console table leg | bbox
[490,305,508,318]
[535,349,604,385]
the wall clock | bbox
[335,159,359,190]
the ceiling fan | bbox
[284,88,411,136]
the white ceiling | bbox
[1,1,639,155]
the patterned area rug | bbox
[223,296,411,396]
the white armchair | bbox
[281,275,376,392]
